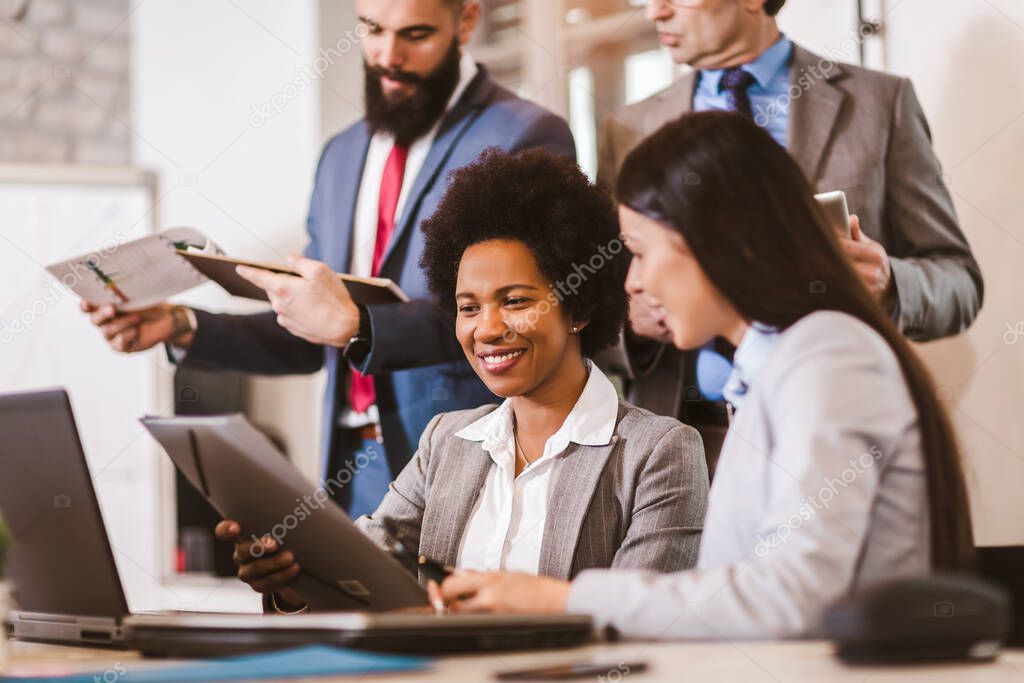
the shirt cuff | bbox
[166,343,189,364]
[165,307,198,364]
[887,257,920,337]
[890,296,902,326]
[566,569,627,631]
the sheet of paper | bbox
[2,644,430,682]
[43,227,219,311]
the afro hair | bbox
[419,147,629,357]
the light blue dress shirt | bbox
[721,323,779,411]
[692,35,794,148]
[691,36,793,400]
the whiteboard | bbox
[0,164,171,611]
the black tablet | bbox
[141,414,428,612]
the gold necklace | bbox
[512,417,533,471]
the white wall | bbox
[132,0,326,610]
[780,0,1024,545]
[0,168,165,614]
[318,0,366,139]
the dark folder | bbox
[178,251,408,305]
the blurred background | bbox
[1,0,1021,613]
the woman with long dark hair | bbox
[434,111,975,639]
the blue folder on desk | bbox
[1,645,429,682]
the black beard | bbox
[363,40,462,147]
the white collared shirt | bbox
[454,362,619,574]
[339,52,478,428]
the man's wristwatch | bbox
[169,305,197,345]
[343,304,372,366]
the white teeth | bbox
[482,350,525,365]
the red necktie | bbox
[349,143,409,413]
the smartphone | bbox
[814,190,851,238]
[496,661,648,681]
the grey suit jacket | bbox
[597,44,983,463]
[600,44,982,342]
[354,401,709,581]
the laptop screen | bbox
[0,389,129,618]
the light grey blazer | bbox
[597,42,983,466]
[568,311,932,640]
[354,401,709,581]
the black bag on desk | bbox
[823,574,1011,663]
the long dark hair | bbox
[617,111,974,570]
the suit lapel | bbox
[645,69,697,133]
[787,45,847,182]
[644,48,847,183]
[378,71,493,275]
[537,435,620,579]
[425,439,493,569]
[334,123,371,273]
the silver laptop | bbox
[0,389,133,646]
[0,389,593,655]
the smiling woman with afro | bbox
[419,147,630,357]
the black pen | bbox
[381,516,451,583]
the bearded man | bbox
[84,0,575,516]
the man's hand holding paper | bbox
[81,300,194,353]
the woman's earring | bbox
[570,325,579,334]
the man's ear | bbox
[457,1,481,46]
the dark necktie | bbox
[720,67,756,118]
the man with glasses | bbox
[599,0,982,470]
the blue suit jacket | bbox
[181,66,576,477]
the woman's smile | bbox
[477,347,528,374]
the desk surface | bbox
[5,639,1024,682]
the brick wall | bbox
[0,0,132,163]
